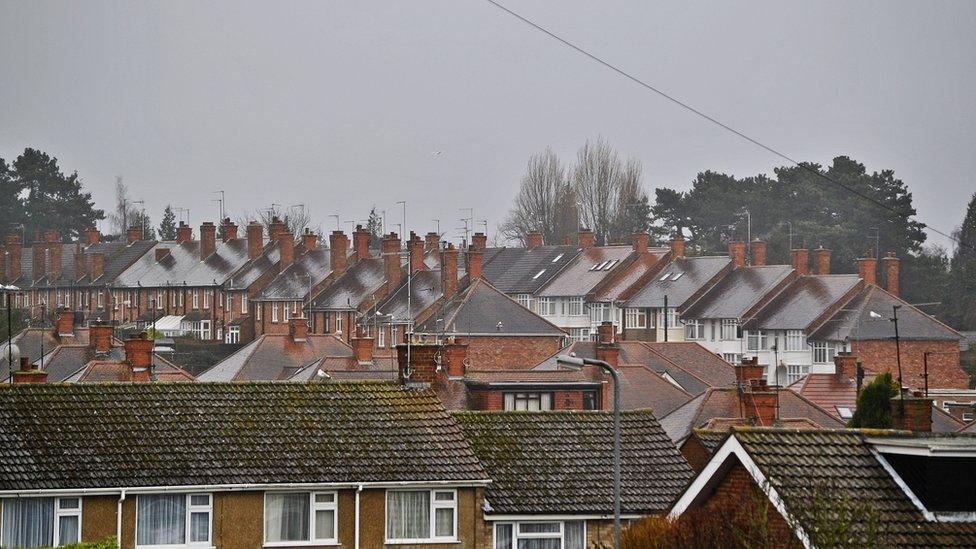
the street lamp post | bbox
[2,284,21,382]
[557,354,621,549]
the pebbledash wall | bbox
[67,487,485,548]
[852,339,966,389]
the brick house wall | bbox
[460,335,565,370]
[680,436,713,473]
[467,388,604,411]
[852,339,967,389]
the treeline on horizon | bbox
[1,144,974,331]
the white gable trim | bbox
[668,435,812,549]
[870,446,976,523]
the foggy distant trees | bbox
[110,177,155,239]
[237,204,320,240]
[501,139,653,245]
[0,148,104,242]
[158,205,177,241]
[943,193,976,330]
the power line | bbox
[481,0,973,252]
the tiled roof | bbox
[725,428,976,546]
[624,256,732,309]
[0,328,59,381]
[198,333,373,381]
[642,342,736,389]
[688,429,729,453]
[255,247,331,301]
[366,270,442,325]
[537,246,635,297]
[751,274,862,330]
[454,411,692,515]
[682,265,794,320]
[416,278,565,336]
[114,239,278,288]
[309,258,387,311]
[809,285,960,342]
[616,364,694,416]
[0,382,487,490]
[480,246,580,294]
[463,368,601,385]
[659,387,845,444]
[590,248,670,302]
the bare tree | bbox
[108,176,154,238]
[499,147,578,245]
[572,138,652,244]
[236,204,321,240]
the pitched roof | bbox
[703,429,976,546]
[682,265,794,320]
[309,258,387,311]
[659,387,845,444]
[809,285,960,342]
[536,246,635,297]
[255,247,332,301]
[616,364,694,416]
[365,269,443,325]
[0,382,487,491]
[114,239,279,288]
[624,256,732,309]
[0,327,59,381]
[642,342,737,390]
[454,410,693,515]
[479,245,580,294]
[590,248,670,302]
[416,278,565,336]
[751,274,862,331]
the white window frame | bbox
[684,319,705,340]
[156,290,164,310]
[786,363,809,385]
[241,293,248,314]
[262,491,338,547]
[536,297,555,316]
[385,489,457,544]
[785,330,805,352]
[589,302,612,323]
[657,308,678,330]
[272,302,279,323]
[225,326,240,344]
[812,341,836,364]
[516,294,533,310]
[0,496,83,548]
[493,521,586,549]
[568,328,590,343]
[335,314,343,334]
[568,297,585,317]
[192,290,199,310]
[747,330,767,352]
[720,319,740,341]
[203,289,210,310]
[624,308,646,329]
[391,325,399,346]
[172,291,178,308]
[134,492,212,548]
[377,327,386,348]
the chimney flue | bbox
[353,225,370,260]
[247,222,263,260]
[472,232,487,251]
[84,227,100,246]
[525,231,543,250]
[126,226,142,244]
[5,235,21,282]
[269,217,286,243]
[408,233,424,272]
[425,232,440,252]
[670,234,685,259]
[90,252,104,281]
[329,231,348,275]
[221,218,238,242]
[812,246,831,275]
[882,251,900,297]
[750,239,767,266]
[466,245,483,280]
[176,222,192,244]
[279,233,295,268]
[441,244,458,299]
[289,314,308,343]
[857,252,877,286]
[578,229,595,249]
[891,393,933,432]
[90,324,113,354]
[302,230,317,253]
[791,248,809,276]
[728,240,746,268]
[382,233,402,291]
[123,332,153,382]
[200,222,216,260]
[632,232,649,254]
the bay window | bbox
[720,319,740,340]
[535,297,556,316]
[516,294,533,310]
[386,489,456,543]
[747,330,767,352]
[812,341,837,364]
[658,308,678,330]
[136,493,211,547]
[589,302,612,323]
[786,363,809,385]
[567,297,585,317]
[568,328,590,342]
[785,330,806,352]
[1,497,81,548]
[264,491,338,545]
[624,308,646,329]
[684,319,705,340]
[494,521,585,549]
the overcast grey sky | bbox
[2,1,974,248]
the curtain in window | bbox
[495,524,513,549]
[387,491,430,540]
[137,494,185,545]
[564,521,585,549]
[265,493,310,542]
[1,498,55,548]
[517,539,560,549]
[58,516,80,545]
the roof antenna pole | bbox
[663,294,668,342]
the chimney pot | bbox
[200,222,217,260]
[329,231,349,275]
[525,231,543,250]
[176,222,192,244]
[669,234,685,259]
[302,230,317,253]
[425,232,440,252]
[84,227,100,246]
[90,323,113,354]
[791,248,810,276]
[382,233,402,291]
[632,232,649,254]
[221,218,239,242]
[882,251,900,297]
[729,240,747,268]
[472,232,487,251]
[126,226,143,244]
[155,248,170,262]
[750,239,767,266]
[812,246,831,275]
[408,234,425,272]
[891,394,933,432]
[441,244,458,299]
[247,222,264,260]
[857,253,877,286]
[269,217,287,243]
[123,332,154,382]
[833,352,857,383]
[353,225,371,260]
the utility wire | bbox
[481,0,973,252]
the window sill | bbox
[386,540,460,546]
[137,545,216,549]
[264,542,340,548]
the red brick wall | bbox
[680,437,713,473]
[852,339,967,389]
[692,462,795,543]
[468,388,602,411]
[460,335,564,370]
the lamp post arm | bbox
[581,357,621,549]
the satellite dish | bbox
[0,343,20,366]
[315,369,331,380]
[774,363,789,386]
[869,311,883,319]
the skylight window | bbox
[532,269,546,279]
[551,253,564,263]
[603,260,619,270]
[660,272,672,281]
[836,406,853,420]
[590,261,606,271]
[671,272,683,281]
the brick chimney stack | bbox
[56,310,75,336]
[472,232,487,251]
[425,232,440,252]
[728,240,746,268]
[90,252,104,281]
[595,321,619,367]
[123,332,153,382]
[882,251,900,297]
[279,233,295,268]
[247,222,264,260]
[442,342,468,378]
[127,226,142,244]
[301,230,317,253]
[408,233,424,272]
[12,357,47,384]
[857,252,877,286]
[200,222,216,260]
[578,229,595,249]
[466,245,483,280]
[74,243,85,282]
[743,390,778,427]
[353,225,370,260]
[891,392,933,432]
[289,314,308,343]
[176,222,192,244]
[813,246,831,275]
[221,218,238,242]
[525,231,543,250]
[84,227,100,246]
[632,232,649,254]
[750,239,767,266]
[329,231,348,275]
[791,248,809,276]
[382,233,402,291]
[1,245,8,283]
[441,244,458,299]
[155,248,170,262]
[734,356,766,388]
[90,324,113,355]
[670,234,685,259]
[46,230,62,282]
[833,352,857,384]
[351,327,374,364]
[31,240,46,281]
[269,217,286,243]
[5,235,20,282]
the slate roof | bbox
[415,278,565,336]
[682,265,794,320]
[454,411,693,515]
[642,342,737,390]
[255,247,332,301]
[8,241,155,287]
[624,256,732,309]
[751,274,862,331]
[365,270,442,325]
[719,428,976,547]
[309,258,387,311]
[537,246,635,297]
[809,285,961,342]
[0,327,59,381]
[0,382,487,490]
[659,387,845,444]
[114,239,278,288]
[479,245,580,294]
[590,248,670,302]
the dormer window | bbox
[873,439,976,521]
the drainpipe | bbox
[117,488,127,547]
[354,483,364,549]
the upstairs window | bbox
[625,308,647,329]
[812,341,837,364]
[535,297,556,316]
[590,302,612,323]
[568,297,585,317]
[241,293,248,314]
[386,490,457,543]
[377,327,386,348]
[192,290,200,310]
[747,330,768,352]
[504,392,553,411]
[658,308,678,329]
[720,319,740,341]
[203,290,210,310]
[684,319,705,340]
[785,330,806,351]
[516,294,533,310]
